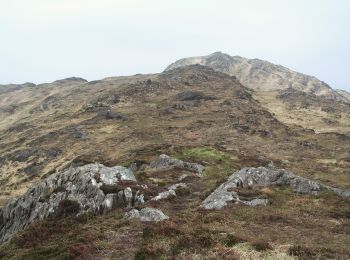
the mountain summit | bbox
[166,52,350,134]
[166,52,349,102]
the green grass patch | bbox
[180,147,230,162]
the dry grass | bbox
[255,90,350,134]
[1,66,350,258]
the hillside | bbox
[0,65,350,259]
[336,89,350,100]
[166,52,350,134]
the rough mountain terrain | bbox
[167,52,350,134]
[0,65,349,259]
[336,89,350,101]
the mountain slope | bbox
[1,65,350,259]
[1,65,349,204]
[166,52,350,134]
[166,52,348,102]
[336,89,350,100]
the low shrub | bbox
[55,199,81,218]
[68,243,95,260]
[288,245,315,258]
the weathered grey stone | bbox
[99,166,136,184]
[201,166,349,210]
[320,185,350,198]
[102,194,118,212]
[0,163,143,244]
[178,174,188,181]
[133,191,145,207]
[151,190,176,201]
[124,187,133,207]
[124,207,169,222]
[168,183,188,190]
[290,177,320,195]
[148,154,204,176]
[151,182,188,201]
[242,198,269,207]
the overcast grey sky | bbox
[1,0,349,91]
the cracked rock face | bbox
[124,207,169,222]
[201,167,323,210]
[148,154,204,176]
[0,164,143,244]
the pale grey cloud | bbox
[0,0,349,91]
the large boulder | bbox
[0,164,143,244]
[148,154,204,177]
[201,167,349,210]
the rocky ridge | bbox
[166,52,349,103]
[202,166,350,210]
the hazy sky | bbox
[1,0,349,91]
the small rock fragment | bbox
[151,190,176,201]
[125,207,169,222]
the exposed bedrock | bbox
[148,154,204,177]
[0,164,143,244]
[201,166,350,210]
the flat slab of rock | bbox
[0,164,143,244]
[148,154,204,177]
[201,166,349,210]
[125,207,169,222]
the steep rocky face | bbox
[0,164,144,244]
[201,166,350,210]
[166,52,349,102]
[335,89,350,101]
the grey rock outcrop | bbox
[148,154,204,177]
[151,183,188,201]
[151,190,176,201]
[124,207,169,222]
[320,185,350,198]
[0,164,143,244]
[201,167,349,210]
